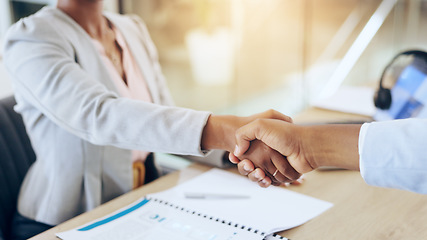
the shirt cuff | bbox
[358,122,371,182]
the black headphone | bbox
[374,50,427,110]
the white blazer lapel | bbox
[106,14,161,104]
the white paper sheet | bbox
[57,198,280,240]
[57,169,332,240]
[148,169,333,235]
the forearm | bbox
[300,124,362,170]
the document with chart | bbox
[57,197,286,240]
[57,169,333,240]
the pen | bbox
[184,192,250,199]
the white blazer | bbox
[3,7,220,225]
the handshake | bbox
[202,110,309,188]
[202,109,362,188]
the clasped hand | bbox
[229,116,315,188]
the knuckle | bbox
[253,118,263,124]
[249,175,258,182]
[238,166,247,176]
[254,118,267,129]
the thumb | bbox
[234,119,269,157]
[235,119,291,157]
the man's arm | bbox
[232,119,361,187]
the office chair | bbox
[0,96,35,240]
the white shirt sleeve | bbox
[359,118,427,194]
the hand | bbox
[232,119,362,188]
[232,119,316,187]
[201,110,293,153]
[201,110,293,187]
[233,159,305,188]
[230,140,291,187]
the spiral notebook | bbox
[57,169,333,240]
[57,197,285,240]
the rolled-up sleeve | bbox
[359,119,427,194]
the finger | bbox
[265,109,293,123]
[247,168,272,188]
[271,181,281,186]
[271,155,301,182]
[290,174,305,185]
[264,151,292,183]
[258,177,272,188]
[233,138,251,158]
[270,169,293,184]
[262,160,292,184]
[237,159,255,176]
[247,168,266,182]
[235,119,292,158]
[290,180,302,185]
[234,120,265,157]
[228,152,240,164]
[237,140,285,184]
[254,109,293,123]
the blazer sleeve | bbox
[3,14,211,156]
[359,119,427,194]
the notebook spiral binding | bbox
[265,234,287,240]
[149,197,286,239]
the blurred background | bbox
[1,0,427,116]
[0,0,426,170]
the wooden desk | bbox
[32,108,427,240]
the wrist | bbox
[297,125,320,170]
[201,115,241,152]
[301,124,361,170]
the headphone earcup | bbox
[374,88,392,110]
